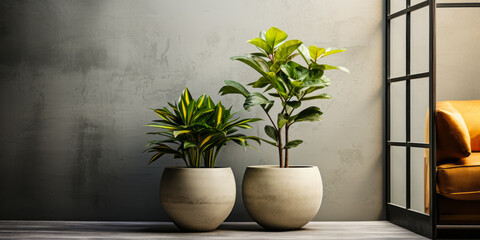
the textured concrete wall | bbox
[0,0,384,221]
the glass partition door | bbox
[386,0,436,238]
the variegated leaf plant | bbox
[146,87,261,168]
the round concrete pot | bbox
[242,165,323,230]
[159,167,236,232]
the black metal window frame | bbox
[436,2,480,8]
[385,0,436,238]
[386,1,480,238]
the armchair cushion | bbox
[449,100,480,151]
[437,153,480,200]
[436,101,471,162]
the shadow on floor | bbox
[136,223,318,233]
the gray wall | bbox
[0,0,384,221]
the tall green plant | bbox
[146,87,261,168]
[219,27,348,168]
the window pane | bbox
[390,81,406,142]
[437,7,480,101]
[390,15,406,78]
[411,0,427,6]
[390,0,406,14]
[410,147,429,214]
[390,146,406,207]
[411,6,429,74]
[410,78,430,143]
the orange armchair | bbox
[427,100,480,223]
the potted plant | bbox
[219,27,348,230]
[146,87,260,231]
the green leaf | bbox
[229,118,263,129]
[284,140,303,149]
[214,102,225,127]
[146,132,171,137]
[231,55,267,76]
[266,72,287,94]
[277,113,288,129]
[320,64,350,73]
[146,124,177,130]
[248,76,270,88]
[153,108,179,123]
[309,45,326,61]
[249,52,269,58]
[247,38,272,53]
[269,60,286,73]
[297,44,312,64]
[231,137,247,148]
[252,56,270,72]
[243,135,262,145]
[152,119,176,125]
[259,30,266,40]
[182,87,194,105]
[265,27,288,48]
[147,152,164,165]
[303,68,324,86]
[219,80,250,98]
[275,40,302,61]
[321,75,331,86]
[199,134,217,150]
[173,130,190,137]
[279,91,289,99]
[286,101,301,109]
[294,106,323,122]
[302,93,332,100]
[322,48,346,57]
[263,102,274,113]
[185,97,195,124]
[243,92,273,111]
[264,125,279,142]
[196,94,207,108]
[268,92,280,98]
[206,96,215,108]
[193,108,214,121]
[183,141,197,149]
[302,86,326,96]
[230,135,262,150]
[260,138,278,146]
[285,52,300,62]
[146,144,182,165]
[280,63,298,80]
[231,118,263,125]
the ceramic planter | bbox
[242,165,323,230]
[159,167,236,231]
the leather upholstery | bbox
[436,101,471,162]
[437,153,480,200]
[435,100,480,201]
[449,100,480,152]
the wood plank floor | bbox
[0,221,428,239]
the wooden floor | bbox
[0,221,428,239]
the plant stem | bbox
[263,107,278,131]
[280,97,288,115]
[285,125,289,168]
[263,107,283,167]
[278,128,283,168]
[210,148,216,168]
[197,148,201,168]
